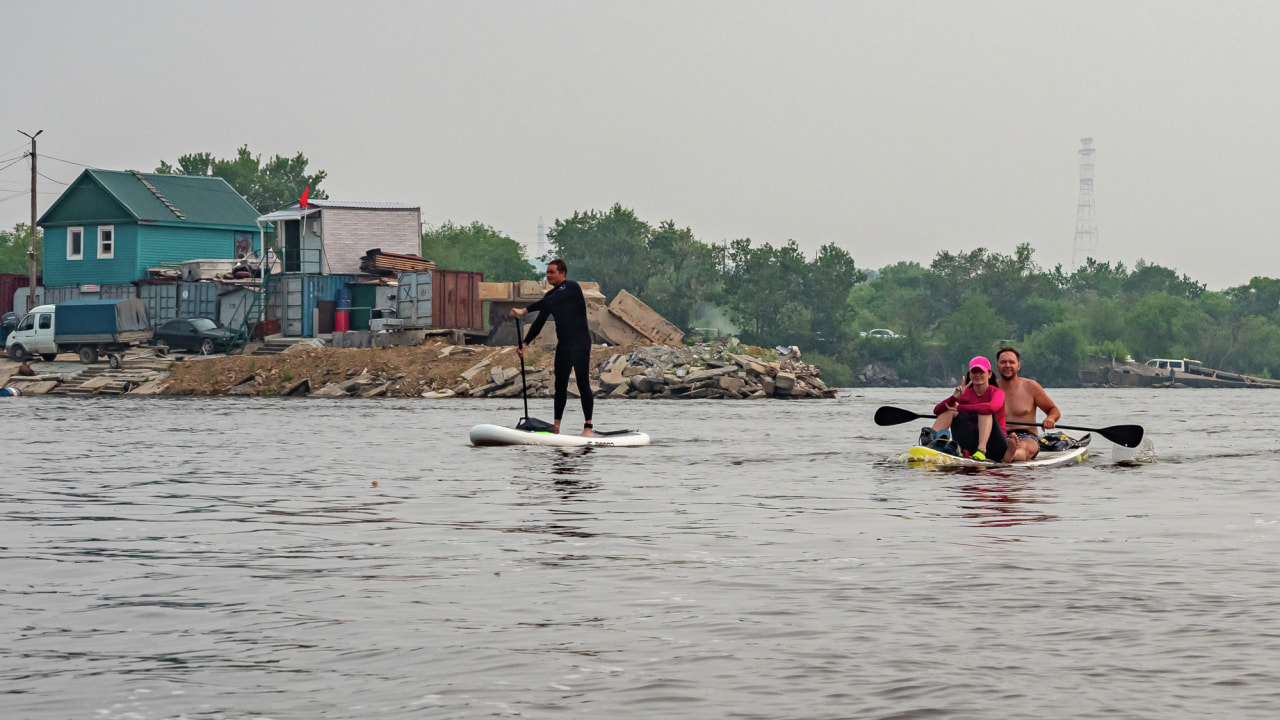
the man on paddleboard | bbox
[995,347,1061,462]
[510,259,594,437]
[927,356,1008,462]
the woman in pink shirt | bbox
[929,356,1009,462]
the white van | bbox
[1146,358,1196,372]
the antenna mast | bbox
[1071,137,1099,270]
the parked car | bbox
[150,318,235,355]
[1145,358,1199,373]
[860,328,901,339]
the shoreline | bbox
[2,338,838,400]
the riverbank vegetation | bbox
[430,204,1279,386]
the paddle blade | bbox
[874,406,929,427]
[1100,424,1145,448]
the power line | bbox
[40,153,96,168]
[36,170,68,185]
[0,190,30,204]
[0,156,27,174]
[0,154,26,165]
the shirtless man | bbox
[995,347,1061,462]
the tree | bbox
[723,239,810,344]
[805,243,865,349]
[1125,292,1189,359]
[0,223,41,276]
[1124,261,1205,299]
[547,205,651,298]
[1022,321,1089,385]
[420,222,537,281]
[156,145,328,214]
[938,292,1008,372]
[641,220,723,329]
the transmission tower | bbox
[1071,137,1099,269]
[535,217,546,261]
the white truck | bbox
[4,299,152,367]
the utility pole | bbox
[19,129,43,311]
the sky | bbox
[2,0,1277,290]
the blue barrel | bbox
[336,287,352,310]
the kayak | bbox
[902,433,1091,468]
[469,424,650,448]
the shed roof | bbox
[305,200,419,210]
[39,169,261,229]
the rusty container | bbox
[0,273,41,316]
[431,269,484,330]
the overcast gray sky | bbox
[2,0,1276,289]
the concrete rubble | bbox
[449,339,837,401]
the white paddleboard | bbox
[469,424,651,448]
[899,434,1091,468]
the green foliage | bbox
[156,145,328,214]
[0,223,41,275]
[802,350,854,388]
[938,292,1008,371]
[548,205,652,298]
[1093,339,1130,364]
[421,221,537,281]
[281,368,294,383]
[531,203,1280,386]
[1022,321,1089,385]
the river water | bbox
[1,388,1277,719]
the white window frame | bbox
[97,225,115,260]
[67,226,84,261]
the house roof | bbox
[39,169,261,229]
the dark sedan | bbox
[151,318,235,355]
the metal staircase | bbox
[228,272,280,355]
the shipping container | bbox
[395,270,483,330]
[138,283,178,326]
[177,282,218,319]
[280,275,357,337]
[0,274,41,316]
[396,271,432,327]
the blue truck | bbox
[4,299,152,367]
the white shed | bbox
[257,200,422,275]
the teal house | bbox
[38,169,261,288]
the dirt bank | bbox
[160,341,631,397]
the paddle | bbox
[873,405,1145,448]
[514,315,554,432]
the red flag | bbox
[300,186,310,208]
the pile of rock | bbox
[436,341,837,400]
[225,368,406,398]
[595,341,837,399]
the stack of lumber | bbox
[360,249,435,276]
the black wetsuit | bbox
[523,280,593,423]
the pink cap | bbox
[968,356,991,372]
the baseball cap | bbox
[968,356,991,373]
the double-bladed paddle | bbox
[873,405,1145,448]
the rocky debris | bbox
[309,383,350,397]
[283,339,327,354]
[459,339,837,400]
[857,362,900,387]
